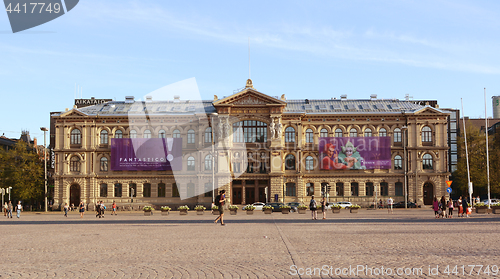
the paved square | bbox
[1,209,499,278]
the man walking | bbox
[214,190,226,226]
[16,201,22,218]
[7,201,13,218]
[387,197,394,213]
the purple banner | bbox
[111,138,182,171]
[319,137,391,170]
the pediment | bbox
[60,109,88,117]
[214,89,286,107]
[413,106,448,115]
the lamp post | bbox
[210,112,218,203]
[40,127,48,212]
[402,125,408,209]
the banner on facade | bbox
[319,137,391,170]
[110,138,182,171]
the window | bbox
[365,182,374,196]
[379,128,387,137]
[143,183,151,197]
[70,129,81,145]
[70,156,80,172]
[394,155,402,170]
[187,156,195,171]
[100,130,109,144]
[158,183,166,197]
[100,183,107,197]
[172,183,179,197]
[336,182,344,196]
[115,130,123,138]
[187,129,195,144]
[232,121,267,143]
[351,182,359,196]
[144,130,151,138]
[130,130,137,138]
[285,127,296,143]
[305,129,314,143]
[205,154,212,170]
[395,182,403,196]
[305,156,314,171]
[158,130,166,138]
[114,183,122,197]
[364,128,372,137]
[320,128,328,138]
[100,157,108,171]
[422,126,432,144]
[187,183,195,197]
[393,128,402,144]
[423,153,433,169]
[205,127,212,143]
[335,128,343,138]
[285,154,296,170]
[350,128,357,137]
[285,182,296,196]
[380,182,388,196]
[306,183,314,196]
[204,182,213,197]
[173,129,181,138]
[129,183,137,197]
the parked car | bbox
[483,199,500,205]
[266,202,284,212]
[251,202,266,211]
[335,201,352,208]
[286,202,300,212]
[393,201,417,208]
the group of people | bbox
[3,201,22,218]
[433,196,470,218]
[308,196,329,220]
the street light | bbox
[402,125,408,209]
[210,112,218,203]
[40,127,48,212]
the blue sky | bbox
[1,0,499,140]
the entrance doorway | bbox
[70,184,80,207]
[423,182,434,205]
[233,188,242,204]
[245,188,255,204]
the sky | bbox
[1,0,499,141]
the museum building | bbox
[50,79,450,209]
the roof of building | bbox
[283,98,426,114]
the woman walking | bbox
[321,197,327,219]
[447,198,454,218]
[63,203,69,217]
[433,197,439,218]
[457,196,463,217]
[310,196,317,220]
[112,201,117,215]
[440,196,447,218]
[79,201,85,218]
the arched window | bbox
[380,182,389,196]
[158,183,166,197]
[305,129,314,143]
[232,120,267,143]
[158,129,166,138]
[100,130,108,144]
[393,128,402,144]
[395,182,403,196]
[394,155,402,170]
[70,156,80,172]
[285,154,296,170]
[364,128,372,137]
[143,183,151,197]
[144,129,152,138]
[285,127,296,143]
[422,126,432,145]
[115,130,123,138]
[335,128,343,138]
[187,156,195,171]
[336,182,344,196]
[187,129,195,144]
[349,128,358,137]
[351,182,359,196]
[365,182,374,196]
[100,183,107,197]
[70,129,81,145]
[379,128,387,137]
[205,154,212,170]
[114,183,122,197]
[173,129,181,138]
[306,183,314,196]
[205,127,212,143]
[423,154,433,169]
[285,182,296,196]
[320,128,328,138]
[305,156,314,171]
[100,157,108,171]
[130,130,137,138]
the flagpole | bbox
[484,88,491,209]
[461,99,473,205]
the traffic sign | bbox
[446,181,453,187]
[446,187,452,193]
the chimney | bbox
[340,94,347,100]
[145,96,153,102]
[370,94,377,100]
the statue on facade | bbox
[276,118,282,139]
[270,118,276,139]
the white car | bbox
[335,201,353,208]
[251,202,266,211]
[482,199,500,205]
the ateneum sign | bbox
[74,98,113,108]
[110,138,182,171]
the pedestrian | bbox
[379,199,383,209]
[447,198,454,218]
[71,203,74,211]
[16,201,22,218]
[100,201,105,218]
[79,201,85,218]
[475,196,480,206]
[7,201,13,218]
[96,201,101,218]
[387,197,394,213]
[309,195,317,220]
[433,197,439,218]
[457,196,463,217]
[321,197,327,219]
[440,196,447,218]
[112,201,117,215]
[462,197,469,218]
[214,190,226,226]
[63,203,69,217]
[3,202,7,216]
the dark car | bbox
[393,201,417,208]
[286,202,300,212]
[266,202,284,212]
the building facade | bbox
[51,80,450,209]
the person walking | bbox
[440,196,447,218]
[447,198,454,218]
[309,196,317,220]
[7,201,13,218]
[96,201,101,218]
[63,203,69,217]
[457,196,463,217]
[214,190,226,226]
[387,197,394,213]
[462,197,469,218]
[3,202,7,216]
[16,201,22,218]
[79,201,85,218]
[433,197,439,218]
[320,197,327,219]
[112,201,117,215]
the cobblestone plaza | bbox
[1,209,499,278]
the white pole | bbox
[461,99,472,206]
[44,130,47,212]
[485,88,491,209]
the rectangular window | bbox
[100,184,107,197]
[306,183,314,196]
[143,183,151,197]
[204,183,213,197]
[172,183,180,197]
[285,183,296,196]
[395,182,403,196]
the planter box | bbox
[161,211,169,216]
[230,210,237,215]
[476,208,487,214]
[493,208,500,214]
[179,210,188,215]
[281,208,290,214]
[331,208,341,214]
[264,209,272,214]
[212,210,220,215]
[246,210,254,215]
[196,210,204,215]
[298,209,307,214]
[350,208,359,213]
[144,211,152,216]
